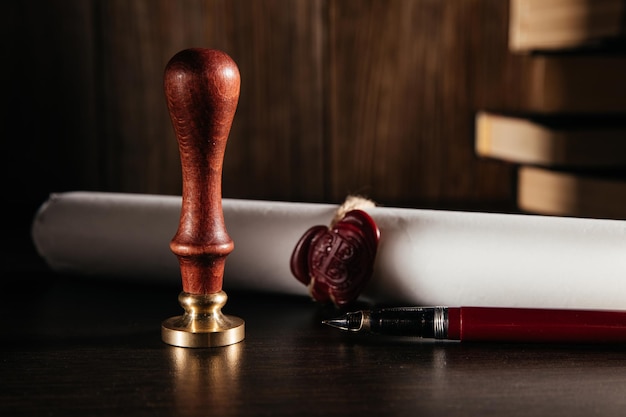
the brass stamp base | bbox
[162,291,245,348]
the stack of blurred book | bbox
[475,0,626,219]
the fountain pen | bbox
[323,306,626,343]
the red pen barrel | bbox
[446,307,626,343]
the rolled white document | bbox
[32,191,626,309]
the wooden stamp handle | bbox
[164,48,240,295]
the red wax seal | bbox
[290,209,380,307]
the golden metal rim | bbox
[162,315,245,348]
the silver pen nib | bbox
[322,311,364,331]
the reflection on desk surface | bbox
[1,274,626,417]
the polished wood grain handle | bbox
[164,48,240,295]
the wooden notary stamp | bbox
[161,48,245,348]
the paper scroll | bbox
[32,191,626,309]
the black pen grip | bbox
[368,307,439,338]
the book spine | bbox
[508,0,626,52]
[517,166,626,219]
[524,56,626,113]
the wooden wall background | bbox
[3,0,522,212]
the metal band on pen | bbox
[360,310,371,332]
[433,306,448,339]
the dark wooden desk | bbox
[2,270,626,417]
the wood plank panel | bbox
[216,0,327,202]
[5,0,517,211]
[2,1,98,204]
[327,0,514,207]
[95,0,211,195]
[96,0,327,202]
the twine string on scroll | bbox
[330,195,377,228]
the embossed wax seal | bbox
[290,209,380,308]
